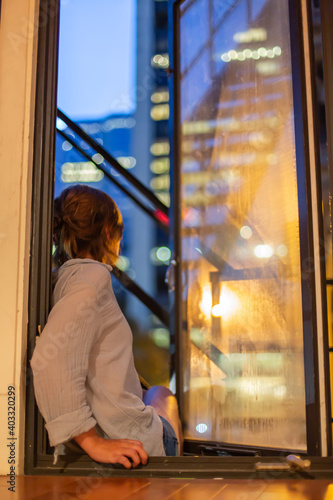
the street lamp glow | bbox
[254,244,273,258]
[211,304,223,317]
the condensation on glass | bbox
[179,0,306,450]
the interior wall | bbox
[0,0,39,475]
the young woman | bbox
[31,185,181,468]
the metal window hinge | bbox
[255,455,311,472]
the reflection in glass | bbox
[179,0,306,450]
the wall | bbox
[0,0,40,475]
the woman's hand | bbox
[74,427,148,469]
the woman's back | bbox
[31,258,165,456]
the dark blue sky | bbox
[57,0,137,120]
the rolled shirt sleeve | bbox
[30,280,102,447]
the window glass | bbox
[179,0,307,450]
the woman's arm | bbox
[74,427,148,468]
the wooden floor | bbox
[1,476,333,500]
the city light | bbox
[150,104,170,121]
[92,153,104,165]
[56,117,67,131]
[150,246,171,265]
[151,53,169,68]
[156,246,171,263]
[150,175,170,191]
[153,209,169,226]
[61,162,104,183]
[254,244,274,258]
[211,304,223,317]
[233,28,267,43]
[256,61,281,75]
[62,141,73,151]
[150,141,170,156]
[116,156,137,169]
[221,46,281,63]
[151,90,169,103]
[116,256,130,271]
[182,116,278,136]
[240,226,253,239]
[150,158,170,174]
[200,285,212,318]
[79,123,101,134]
[155,192,170,207]
[211,287,239,319]
[238,377,286,397]
[182,120,212,135]
[151,328,170,349]
[101,117,135,132]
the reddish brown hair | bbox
[53,185,123,266]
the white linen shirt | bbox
[31,258,165,456]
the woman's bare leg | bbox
[143,386,183,455]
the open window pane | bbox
[179,0,307,450]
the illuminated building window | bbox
[101,117,136,132]
[150,174,170,191]
[151,53,169,68]
[116,156,137,169]
[150,141,170,156]
[256,62,281,75]
[182,120,216,135]
[61,162,104,183]
[233,28,267,43]
[150,104,170,121]
[150,157,170,174]
[156,192,170,207]
[151,90,169,103]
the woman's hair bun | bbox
[53,185,123,266]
